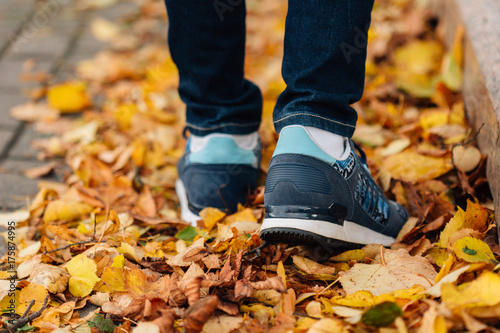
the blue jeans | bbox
[165,0,374,138]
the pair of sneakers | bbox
[176,125,408,250]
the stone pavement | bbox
[0,0,139,211]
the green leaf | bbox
[88,313,116,333]
[175,226,199,242]
[16,324,36,332]
[361,301,402,327]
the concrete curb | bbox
[431,0,500,239]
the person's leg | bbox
[165,0,262,136]
[261,0,408,251]
[274,0,374,137]
[165,0,262,223]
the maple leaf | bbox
[339,249,436,295]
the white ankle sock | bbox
[189,131,259,152]
[304,126,350,159]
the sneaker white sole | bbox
[175,178,201,226]
[261,218,396,247]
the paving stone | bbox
[0,159,62,180]
[0,92,29,128]
[93,2,139,21]
[0,58,53,89]
[8,125,48,159]
[0,173,39,209]
[0,129,16,156]
[0,159,62,209]
[10,27,73,57]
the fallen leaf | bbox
[339,249,436,295]
[17,283,48,315]
[361,302,402,328]
[452,237,498,264]
[66,254,101,297]
[23,162,56,179]
[441,271,500,311]
[9,102,59,122]
[47,82,92,113]
[293,256,336,275]
[43,200,93,222]
[452,145,482,172]
[384,150,453,184]
[183,295,219,333]
[27,263,70,294]
[425,264,470,297]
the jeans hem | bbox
[273,112,356,138]
[186,121,261,136]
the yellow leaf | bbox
[435,252,455,283]
[101,267,126,292]
[441,272,500,311]
[31,301,75,329]
[329,249,365,263]
[419,109,449,130]
[277,261,286,287]
[114,103,138,130]
[17,284,48,315]
[199,207,226,231]
[384,151,453,184]
[223,207,257,224]
[437,200,490,247]
[67,254,100,297]
[327,290,380,308]
[240,303,276,321]
[124,268,153,296]
[47,82,92,113]
[117,242,142,263]
[112,255,125,268]
[437,207,465,248]
[452,237,498,264]
[43,200,93,222]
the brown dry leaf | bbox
[293,256,336,275]
[202,315,244,333]
[23,162,56,179]
[339,249,436,295]
[27,263,70,294]
[183,295,219,333]
[9,102,59,122]
[452,145,482,172]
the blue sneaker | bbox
[176,132,261,225]
[260,125,408,250]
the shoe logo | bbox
[332,152,356,179]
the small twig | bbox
[41,217,98,255]
[20,301,35,319]
[244,240,268,262]
[0,295,49,333]
[319,277,341,295]
[96,204,110,246]
[380,245,386,266]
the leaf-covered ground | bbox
[2,0,500,332]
